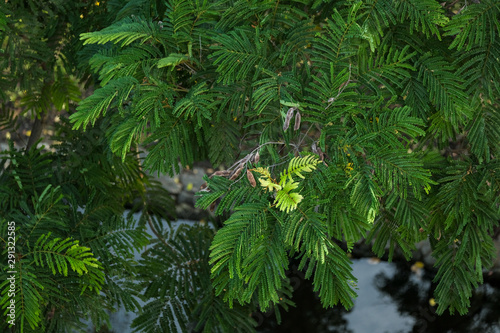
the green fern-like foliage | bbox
[33,232,104,287]
[132,223,256,333]
[252,155,320,212]
[2,0,497,331]
[0,115,172,332]
[71,0,500,320]
[0,0,109,123]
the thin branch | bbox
[325,63,352,110]
[145,213,173,250]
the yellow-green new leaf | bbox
[275,181,303,213]
[259,177,282,192]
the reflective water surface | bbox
[84,217,500,332]
[257,258,500,333]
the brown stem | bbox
[26,112,46,151]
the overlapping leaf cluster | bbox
[71,0,500,321]
[3,0,500,332]
[0,111,182,332]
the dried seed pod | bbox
[247,169,256,187]
[294,111,301,131]
[283,107,295,131]
[211,170,231,178]
[253,151,260,164]
[229,165,244,180]
[200,182,208,190]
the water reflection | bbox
[375,260,500,333]
[257,258,500,333]
[84,214,500,333]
